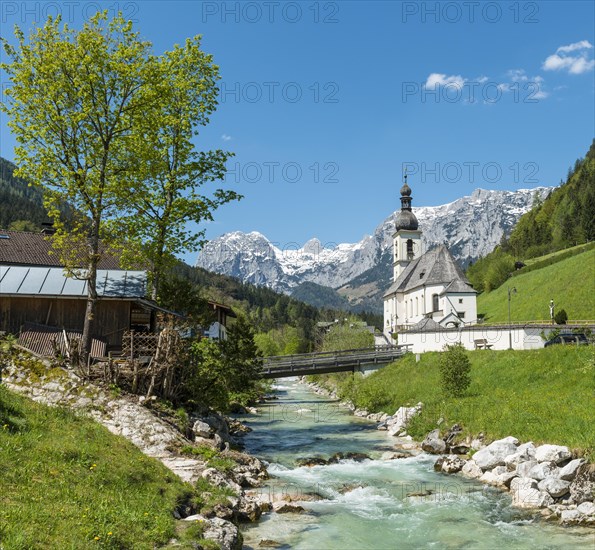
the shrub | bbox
[439,343,471,397]
[555,308,568,324]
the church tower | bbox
[392,174,422,280]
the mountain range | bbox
[197,187,553,313]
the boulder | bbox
[202,468,242,494]
[577,501,595,516]
[449,444,471,455]
[272,502,305,514]
[183,515,242,550]
[569,463,595,504]
[296,457,328,467]
[510,478,554,509]
[534,444,571,464]
[192,420,212,439]
[386,404,422,437]
[504,442,536,469]
[559,458,586,481]
[480,466,517,488]
[461,460,483,479]
[528,461,559,481]
[421,429,446,454]
[440,455,466,474]
[560,509,582,523]
[328,452,370,463]
[472,437,519,471]
[236,498,262,522]
[516,460,538,478]
[381,451,411,460]
[538,477,571,498]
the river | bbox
[239,378,594,549]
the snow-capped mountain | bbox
[196,187,552,309]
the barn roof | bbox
[0,266,146,298]
[0,229,122,269]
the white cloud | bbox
[556,40,592,54]
[221,134,232,141]
[543,40,595,74]
[424,73,465,90]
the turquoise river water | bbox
[239,378,595,549]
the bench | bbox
[474,339,493,350]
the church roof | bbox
[383,244,476,297]
[407,317,444,332]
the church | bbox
[383,176,478,338]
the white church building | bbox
[383,176,478,338]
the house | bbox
[204,301,236,340]
[0,229,164,353]
[383,176,478,337]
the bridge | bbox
[261,345,410,379]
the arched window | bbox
[415,297,418,315]
[432,294,439,312]
[406,239,414,260]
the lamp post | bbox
[550,299,555,325]
[508,287,517,350]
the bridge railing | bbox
[262,344,409,366]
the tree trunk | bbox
[80,220,100,370]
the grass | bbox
[477,247,595,322]
[0,385,223,549]
[311,346,595,460]
[181,444,237,473]
[523,241,595,266]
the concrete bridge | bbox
[261,345,409,379]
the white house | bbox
[383,176,478,338]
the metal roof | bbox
[0,266,146,298]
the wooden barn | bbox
[0,265,159,354]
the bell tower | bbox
[393,173,422,280]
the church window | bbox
[406,239,414,260]
[457,311,465,319]
[432,294,439,312]
[415,297,418,315]
[458,298,463,304]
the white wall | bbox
[398,325,559,353]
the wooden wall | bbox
[0,297,133,348]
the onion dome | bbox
[395,173,419,231]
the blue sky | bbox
[1,1,594,264]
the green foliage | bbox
[291,281,352,310]
[316,347,595,459]
[158,273,215,328]
[108,35,240,299]
[554,308,568,325]
[187,315,263,410]
[477,247,595,322]
[467,140,595,293]
[438,343,471,397]
[321,319,374,352]
[1,12,239,357]
[0,386,194,548]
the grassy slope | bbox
[477,247,595,322]
[0,385,193,549]
[316,347,595,459]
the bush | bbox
[555,308,568,325]
[439,343,471,397]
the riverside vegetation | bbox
[309,346,595,461]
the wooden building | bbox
[0,266,154,352]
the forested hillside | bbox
[467,140,595,293]
[0,157,49,230]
